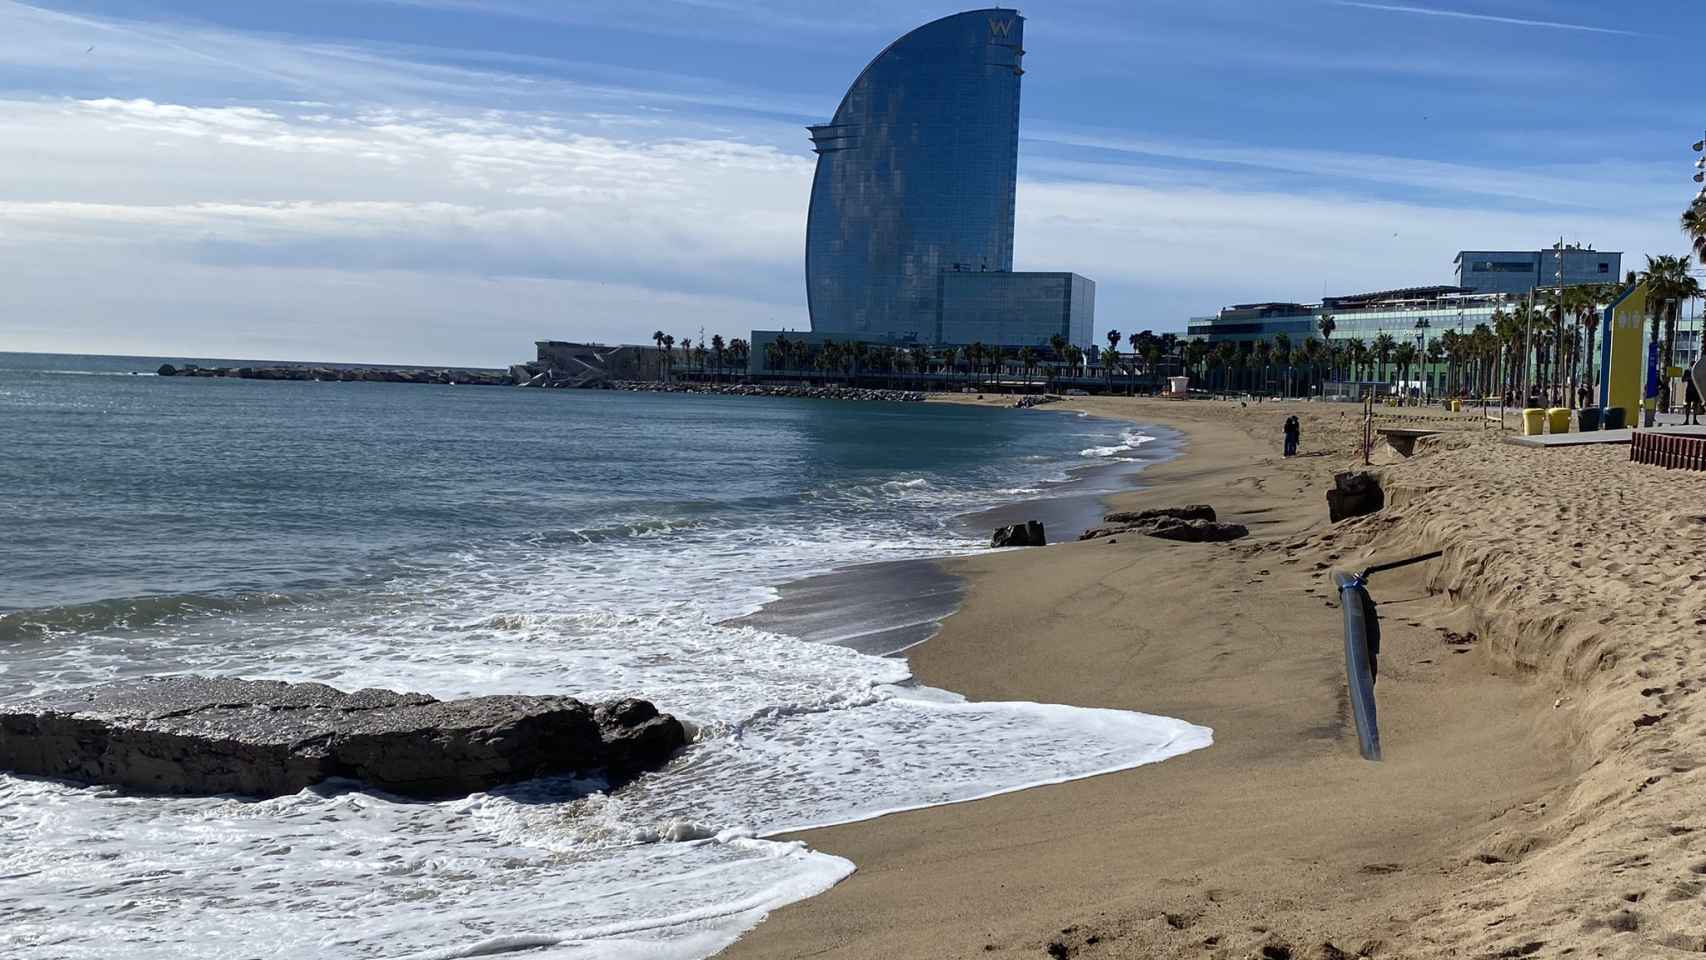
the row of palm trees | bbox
[651,331,752,380]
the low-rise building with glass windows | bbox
[1187,286,1509,349]
[1454,247,1621,296]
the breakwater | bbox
[608,381,927,402]
[156,363,510,385]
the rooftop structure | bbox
[1454,248,1621,296]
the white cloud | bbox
[1334,1,1647,37]
[0,2,1691,362]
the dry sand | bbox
[719,396,1706,960]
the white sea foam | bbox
[1080,428,1156,459]
[0,418,1208,959]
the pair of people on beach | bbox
[1283,415,1300,457]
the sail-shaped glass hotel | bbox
[751,9,1093,371]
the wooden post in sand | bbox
[1362,393,1374,465]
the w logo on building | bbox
[988,18,1013,37]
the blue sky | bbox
[0,0,1698,365]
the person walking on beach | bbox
[1686,373,1702,426]
[1283,414,1300,457]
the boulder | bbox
[1327,471,1384,522]
[1141,518,1248,543]
[156,363,178,377]
[991,521,1046,547]
[1104,504,1216,525]
[0,676,686,799]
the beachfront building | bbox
[1454,247,1621,296]
[1187,287,1505,347]
[750,8,1095,372]
[1185,286,1514,396]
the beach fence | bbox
[1630,431,1706,470]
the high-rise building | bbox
[791,9,1093,352]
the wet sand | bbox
[720,396,1706,959]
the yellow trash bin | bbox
[1449,399,1462,413]
[1547,407,1569,434]
[1522,408,1545,436]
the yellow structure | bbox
[1522,408,1545,436]
[1547,407,1570,434]
[1600,281,1649,425]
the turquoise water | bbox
[0,352,1208,960]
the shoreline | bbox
[728,408,1180,658]
[719,397,1623,960]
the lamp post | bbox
[1414,317,1430,399]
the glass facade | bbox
[805,10,1026,341]
[1454,249,1621,296]
[938,271,1094,347]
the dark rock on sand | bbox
[991,521,1046,548]
[1142,518,1248,542]
[1080,512,1246,543]
[1103,504,1217,525]
[0,676,686,799]
[1327,471,1384,522]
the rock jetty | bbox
[1080,505,1247,543]
[1014,394,1064,409]
[156,364,510,386]
[0,676,686,799]
[608,381,927,402]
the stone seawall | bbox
[156,364,511,386]
[608,381,927,402]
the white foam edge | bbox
[390,836,854,960]
[754,689,1215,836]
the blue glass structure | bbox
[806,9,1026,342]
[1453,248,1621,296]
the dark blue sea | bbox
[0,351,1210,959]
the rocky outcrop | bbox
[992,521,1047,548]
[1103,505,1217,525]
[0,676,686,799]
[1014,394,1063,409]
[1327,471,1384,522]
[1079,504,1245,543]
[1141,517,1249,542]
[156,365,511,386]
[606,381,927,403]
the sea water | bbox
[0,353,1211,959]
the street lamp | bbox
[1415,318,1430,399]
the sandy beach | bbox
[722,396,1706,959]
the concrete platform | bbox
[1505,425,1706,448]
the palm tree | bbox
[1253,339,1271,395]
[1424,338,1444,397]
[1682,196,1706,267]
[1213,341,1236,394]
[1347,338,1368,385]
[662,334,676,378]
[652,330,667,377]
[1493,308,1524,398]
[1104,329,1121,389]
[1393,343,1418,397]
[1317,312,1336,345]
[1372,333,1395,388]
[1642,256,1703,403]
[729,337,749,377]
[1126,331,1145,395]
[1271,333,1291,396]
[711,334,726,381]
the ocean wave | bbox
[1080,428,1156,459]
[0,590,296,643]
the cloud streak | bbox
[1334,1,1647,37]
